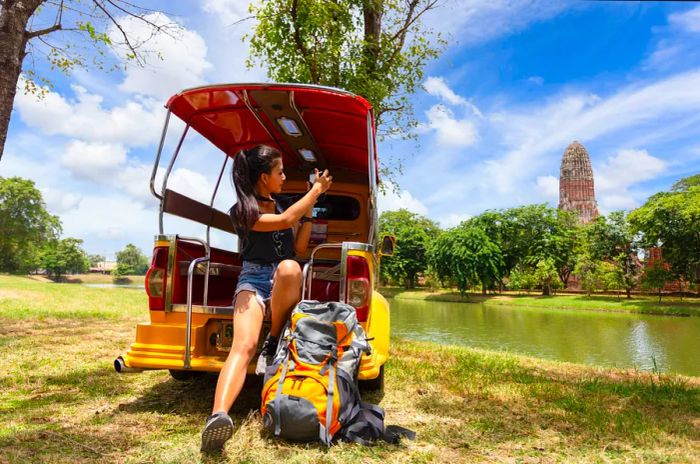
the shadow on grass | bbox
[117,373,263,419]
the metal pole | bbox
[158,124,190,234]
[149,110,172,201]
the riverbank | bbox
[1,275,698,462]
[23,273,143,285]
[380,287,700,317]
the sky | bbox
[3,0,700,260]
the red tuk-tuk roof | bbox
[165,83,377,182]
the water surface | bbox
[390,298,700,377]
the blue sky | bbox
[3,1,700,259]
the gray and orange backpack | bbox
[260,301,408,446]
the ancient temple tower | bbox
[558,141,599,223]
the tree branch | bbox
[91,0,144,65]
[382,0,440,72]
[26,24,63,39]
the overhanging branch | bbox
[26,24,62,39]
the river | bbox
[390,298,700,377]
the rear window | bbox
[276,194,361,220]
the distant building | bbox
[90,261,117,273]
[559,141,599,224]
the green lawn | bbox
[380,287,700,317]
[1,275,698,463]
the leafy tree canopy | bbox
[0,176,61,273]
[429,222,502,296]
[247,0,444,180]
[584,211,642,298]
[41,237,89,278]
[378,209,439,288]
[628,174,700,283]
[116,243,149,275]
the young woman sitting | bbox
[200,144,332,452]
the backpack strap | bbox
[272,342,293,437]
[321,361,335,447]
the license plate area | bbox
[216,320,271,352]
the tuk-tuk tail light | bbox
[145,247,168,311]
[346,255,370,322]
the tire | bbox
[359,365,384,392]
[168,369,204,381]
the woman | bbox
[201,144,332,452]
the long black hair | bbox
[230,144,282,235]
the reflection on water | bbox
[390,299,700,377]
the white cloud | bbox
[202,0,253,25]
[423,76,482,117]
[378,186,428,215]
[110,13,213,99]
[527,76,544,86]
[40,187,83,215]
[438,213,472,229]
[15,82,163,147]
[535,175,559,201]
[669,6,700,33]
[424,105,478,148]
[595,149,666,211]
[424,76,468,106]
[61,141,127,182]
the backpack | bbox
[260,300,387,446]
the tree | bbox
[116,243,148,275]
[472,205,579,290]
[585,211,642,299]
[629,174,700,287]
[533,258,560,296]
[0,176,61,273]
[428,223,503,296]
[508,264,536,294]
[40,237,89,278]
[641,259,674,303]
[0,1,177,160]
[378,209,439,288]
[247,0,444,179]
[573,253,600,297]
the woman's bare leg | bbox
[211,291,263,414]
[269,259,303,337]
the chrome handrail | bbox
[301,243,343,300]
[149,110,171,201]
[158,124,190,234]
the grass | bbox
[1,275,698,463]
[380,287,700,317]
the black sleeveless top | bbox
[236,200,294,264]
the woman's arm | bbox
[252,169,332,232]
[294,202,314,254]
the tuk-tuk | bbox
[114,83,392,389]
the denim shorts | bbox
[234,261,278,313]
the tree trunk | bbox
[626,287,631,299]
[482,286,486,295]
[658,288,662,303]
[362,0,383,74]
[0,0,42,162]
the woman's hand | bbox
[311,168,333,194]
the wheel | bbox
[168,369,204,381]
[359,365,384,392]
